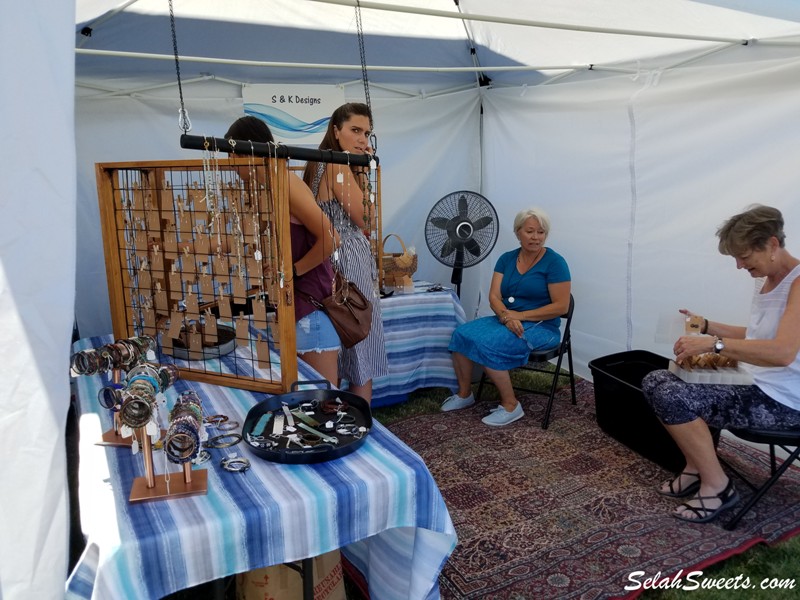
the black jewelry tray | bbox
[242,380,372,464]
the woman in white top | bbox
[643,204,800,523]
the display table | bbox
[373,284,466,407]
[65,336,457,600]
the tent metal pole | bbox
[77,76,478,101]
[75,48,583,73]
[81,74,247,98]
[97,76,215,97]
[753,38,800,46]
[307,0,747,45]
[662,41,743,70]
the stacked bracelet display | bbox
[98,363,179,417]
[71,335,157,376]
[119,390,156,429]
[164,390,204,464]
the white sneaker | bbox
[441,392,475,412]
[481,402,524,426]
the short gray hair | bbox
[717,204,785,256]
[513,208,551,236]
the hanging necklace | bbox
[506,248,544,304]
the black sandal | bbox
[657,471,700,498]
[673,478,739,523]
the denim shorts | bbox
[296,310,341,353]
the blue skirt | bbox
[448,316,560,371]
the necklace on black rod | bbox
[507,248,544,304]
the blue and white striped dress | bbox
[312,164,389,386]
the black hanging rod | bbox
[180,134,378,167]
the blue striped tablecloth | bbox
[373,285,465,407]
[65,336,457,600]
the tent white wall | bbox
[1,2,76,600]
[482,47,800,369]
[3,1,800,598]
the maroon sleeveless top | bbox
[291,222,334,321]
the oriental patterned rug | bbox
[385,380,800,600]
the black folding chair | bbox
[719,427,800,530]
[476,294,576,429]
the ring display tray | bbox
[242,382,372,464]
[669,360,754,385]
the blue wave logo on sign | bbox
[244,104,330,139]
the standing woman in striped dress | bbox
[303,103,388,404]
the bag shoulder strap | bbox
[296,288,324,309]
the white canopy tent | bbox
[4,1,800,598]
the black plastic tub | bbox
[588,350,686,472]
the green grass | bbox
[372,367,560,425]
[372,372,800,599]
[639,536,800,599]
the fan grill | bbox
[425,191,498,269]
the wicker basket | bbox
[382,233,418,278]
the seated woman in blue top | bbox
[443,207,571,426]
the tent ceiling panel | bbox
[75,1,800,91]
[76,0,481,89]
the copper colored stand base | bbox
[129,468,208,503]
[97,428,133,447]
[97,428,166,447]
[97,409,129,446]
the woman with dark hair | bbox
[302,103,388,404]
[644,204,800,523]
[225,116,341,384]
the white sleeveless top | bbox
[741,263,800,411]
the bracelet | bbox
[192,450,211,465]
[204,433,243,449]
[221,456,251,472]
[204,414,228,426]
[164,430,200,464]
[292,264,299,279]
[701,318,709,335]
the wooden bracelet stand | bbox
[98,368,167,446]
[129,426,208,503]
[98,369,133,447]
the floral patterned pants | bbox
[642,369,800,430]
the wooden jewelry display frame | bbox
[96,157,298,394]
[96,141,382,395]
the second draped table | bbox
[372,284,466,407]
